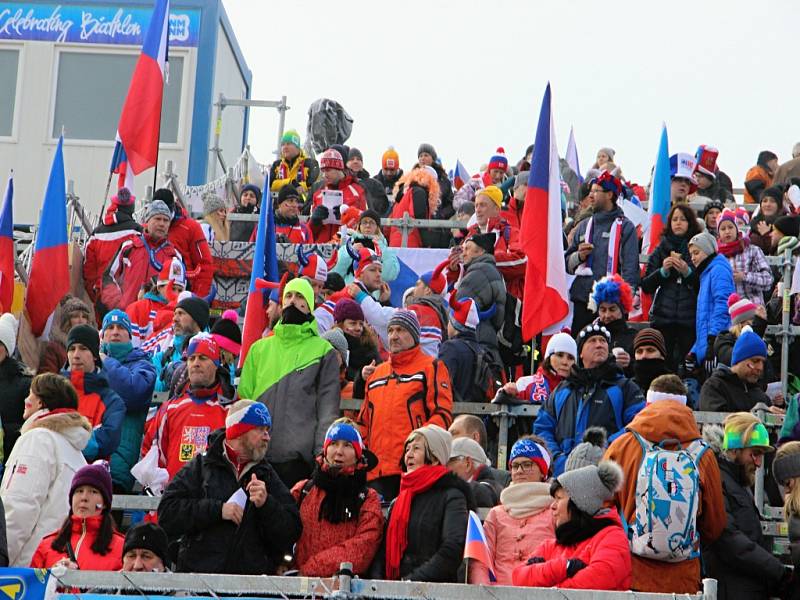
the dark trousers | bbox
[655,323,695,372]
[571,300,595,336]
[368,475,401,503]
[272,457,312,489]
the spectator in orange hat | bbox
[374,147,404,214]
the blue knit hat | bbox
[102,309,132,337]
[731,331,767,365]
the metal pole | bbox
[276,95,288,158]
[496,406,510,471]
[96,170,114,229]
[401,212,410,247]
[754,407,766,512]
[336,562,352,595]
[781,248,792,397]
[212,93,227,173]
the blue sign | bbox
[0,3,200,46]
[0,568,51,600]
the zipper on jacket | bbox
[73,519,88,563]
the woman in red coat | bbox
[291,419,384,576]
[512,460,631,590]
[30,463,124,570]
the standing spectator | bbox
[37,296,91,375]
[238,278,340,487]
[772,142,800,186]
[749,186,787,254]
[125,258,186,346]
[310,149,367,243]
[470,438,554,585]
[700,331,772,412]
[669,153,697,205]
[565,171,639,333]
[347,147,388,215]
[387,166,441,248]
[518,332,577,404]
[99,310,156,493]
[357,309,453,501]
[269,129,319,194]
[152,188,215,298]
[331,299,380,399]
[290,420,384,577]
[604,375,725,594]
[511,461,631,590]
[685,232,735,378]
[447,437,503,508]
[0,313,31,460]
[642,205,701,369]
[481,147,509,187]
[631,328,671,394]
[158,400,302,574]
[273,184,313,244]
[151,296,209,392]
[30,464,124,570]
[501,171,529,231]
[374,147,403,215]
[588,274,637,374]
[2,373,90,566]
[370,425,472,582]
[448,414,511,487]
[63,324,125,461]
[716,209,772,303]
[704,413,793,599]
[121,523,169,573]
[534,323,645,476]
[693,146,734,203]
[230,183,261,242]
[416,143,455,227]
[199,192,230,243]
[744,150,779,204]
[773,441,800,592]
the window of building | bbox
[0,49,20,137]
[52,51,183,143]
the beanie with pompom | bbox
[556,459,623,516]
[210,310,241,355]
[564,427,607,472]
[727,293,757,326]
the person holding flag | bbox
[0,174,14,315]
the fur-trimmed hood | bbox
[21,409,92,451]
[395,168,441,215]
[703,424,724,455]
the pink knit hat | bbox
[728,293,757,325]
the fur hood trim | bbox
[396,168,441,215]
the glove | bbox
[526,557,545,565]
[333,205,342,220]
[684,353,698,374]
[703,336,718,376]
[565,558,587,578]
[311,204,329,226]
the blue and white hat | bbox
[225,400,272,440]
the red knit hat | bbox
[728,293,757,325]
[419,260,449,295]
[354,248,382,278]
[487,147,508,172]
[320,149,344,171]
[694,145,719,178]
[448,291,480,332]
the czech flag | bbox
[117,0,169,174]
[464,510,496,582]
[453,160,471,191]
[0,174,14,313]
[110,136,135,190]
[238,173,279,367]
[645,124,670,254]
[26,136,69,338]
[520,84,569,340]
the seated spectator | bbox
[564,427,607,471]
[310,149,367,243]
[588,274,637,374]
[534,323,644,476]
[30,463,124,570]
[37,296,91,375]
[99,310,156,493]
[631,328,671,394]
[700,331,772,413]
[126,258,186,346]
[274,184,313,244]
[471,437,553,585]
[63,324,125,461]
[199,192,230,243]
[501,333,576,404]
[749,186,787,254]
[374,147,403,214]
[511,461,631,590]
[230,183,261,242]
[141,333,228,481]
[291,420,383,577]
[270,129,319,194]
[714,294,769,368]
[122,523,169,572]
[0,313,31,460]
[704,413,793,599]
[387,166,441,248]
[331,299,381,399]
[744,150,778,204]
[371,425,472,582]
[448,414,510,488]
[773,441,800,583]
[2,373,90,566]
[447,437,503,508]
[151,296,209,391]
[716,209,772,304]
[604,374,725,594]
[159,400,302,574]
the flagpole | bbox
[152,97,164,194]
[96,171,114,229]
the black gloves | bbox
[565,558,587,578]
[311,205,329,226]
[526,557,545,565]
[684,353,698,374]
[704,336,718,376]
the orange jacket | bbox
[603,400,725,594]
[743,165,772,204]
[30,514,125,570]
[358,346,453,481]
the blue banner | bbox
[0,568,51,600]
[0,3,200,46]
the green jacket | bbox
[239,320,340,464]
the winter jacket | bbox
[388,183,435,248]
[290,478,384,576]
[452,254,506,358]
[723,242,773,304]
[274,214,314,244]
[641,234,699,328]
[500,196,524,232]
[125,293,173,346]
[83,215,141,302]
[694,182,735,204]
[1,410,90,566]
[159,429,302,574]
[358,345,453,481]
[743,165,773,204]
[704,455,787,599]
[789,513,800,574]
[342,332,381,400]
[331,231,400,284]
[270,152,319,193]
[370,473,473,582]
[151,334,189,393]
[311,176,367,243]
[438,330,489,403]
[602,317,637,377]
[534,359,645,476]
[468,464,503,508]
[229,204,258,242]
[374,169,403,216]
[699,365,771,412]
[238,320,340,465]
[352,171,390,216]
[463,217,527,299]
[604,401,725,593]
[30,514,125,570]
[168,205,215,297]
[565,205,640,304]
[0,356,31,461]
[773,156,800,187]
[511,508,631,590]
[64,369,126,461]
[691,254,735,360]
[103,348,156,491]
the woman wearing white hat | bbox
[498,333,577,403]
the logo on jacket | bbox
[180,426,211,462]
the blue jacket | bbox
[331,232,400,284]
[104,348,157,491]
[533,359,644,476]
[152,335,188,393]
[691,254,734,360]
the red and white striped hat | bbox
[728,293,757,325]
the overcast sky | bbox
[222,0,798,188]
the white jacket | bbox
[1,409,91,566]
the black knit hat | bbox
[152,188,175,211]
[761,186,784,204]
[348,147,363,162]
[774,215,800,238]
[358,209,382,227]
[66,324,100,361]
[576,323,611,357]
[276,183,300,205]
[123,523,169,565]
[324,272,346,293]
[211,311,242,348]
[468,233,496,255]
[176,296,210,330]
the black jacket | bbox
[230,204,258,242]
[345,333,381,399]
[352,169,390,216]
[0,356,31,460]
[158,429,302,574]
[438,330,484,402]
[469,464,503,508]
[370,473,475,582]
[704,455,786,600]
[641,235,699,328]
[699,365,770,413]
[374,169,403,216]
[603,318,637,377]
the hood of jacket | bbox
[21,409,92,451]
[465,253,498,271]
[627,400,701,444]
[591,204,625,226]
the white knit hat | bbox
[545,332,578,360]
[0,313,18,356]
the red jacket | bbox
[388,185,428,248]
[168,206,214,297]
[512,508,631,590]
[274,217,314,244]
[464,217,526,299]
[30,514,125,570]
[500,197,523,231]
[83,226,139,302]
[311,176,366,243]
[126,294,173,345]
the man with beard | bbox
[159,400,301,574]
[151,296,209,392]
[534,323,645,476]
[588,274,637,375]
[631,328,671,393]
[703,413,793,599]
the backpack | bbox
[629,431,708,562]
[497,291,526,366]
[453,341,495,403]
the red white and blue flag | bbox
[464,510,496,582]
[645,124,670,253]
[116,0,170,175]
[520,84,570,339]
[26,136,70,338]
[110,135,135,190]
[453,160,471,191]
[0,174,14,312]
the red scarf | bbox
[385,465,449,580]
[718,236,749,257]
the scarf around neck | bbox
[500,481,552,518]
[718,236,749,258]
